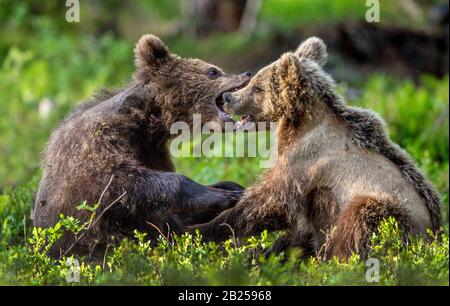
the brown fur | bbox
[191,37,442,259]
[32,34,252,258]
[324,195,412,259]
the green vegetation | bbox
[0,0,448,285]
[0,212,448,285]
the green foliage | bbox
[261,0,369,29]
[0,35,132,187]
[0,210,448,285]
[353,75,449,165]
[259,0,430,30]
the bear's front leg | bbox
[127,170,242,216]
[177,176,244,213]
[188,185,289,242]
[178,181,246,226]
[209,181,245,192]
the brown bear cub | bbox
[32,34,253,257]
[192,37,442,259]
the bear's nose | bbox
[244,71,253,78]
[223,92,232,103]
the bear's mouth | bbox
[214,82,249,125]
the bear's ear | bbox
[278,53,301,85]
[277,53,303,98]
[295,37,327,66]
[134,34,170,68]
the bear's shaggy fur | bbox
[192,37,442,259]
[32,34,252,258]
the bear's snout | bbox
[222,92,239,114]
[223,92,232,103]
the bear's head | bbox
[134,34,253,128]
[221,37,329,126]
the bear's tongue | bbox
[235,115,252,129]
[239,115,250,125]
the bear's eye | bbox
[253,86,263,94]
[207,68,222,80]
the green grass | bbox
[0,0,448,286]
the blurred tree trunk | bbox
[182,0,260,37]
[239,0,263,37]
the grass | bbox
[0,0,448,286]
